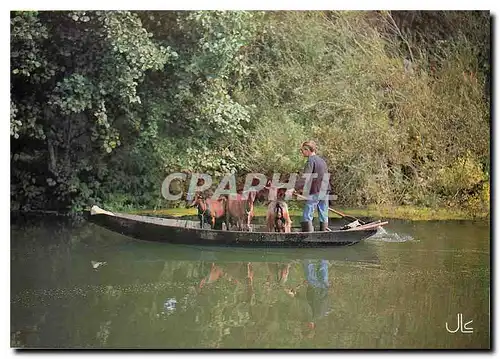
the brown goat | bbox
[226,190,257,231]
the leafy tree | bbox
[11,10,490,215]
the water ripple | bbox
[367,227,416,243]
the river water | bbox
[10,214,490,349]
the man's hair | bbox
[301,140,317,152]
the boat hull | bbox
[88,210,387,247]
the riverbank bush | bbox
[11,11,490,217]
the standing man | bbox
[296,140,331,232]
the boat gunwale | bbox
[104,211,386,235]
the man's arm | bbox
[303,157,314,174]
[295,158,314,191]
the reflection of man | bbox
[304,259,330,329]
[284,259,331,333]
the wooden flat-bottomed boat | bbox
[88,206,388,247]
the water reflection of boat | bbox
[108,238,380,265]
[190,258,342,342]
[87,206,387,247]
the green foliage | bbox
[433,154,487,204]
[176,11,259,79]
[235,111,306,174]
[236,11,489,211]
[11,11,50,79]
[11,10,173,211]
[10,100,21,138]
[11,10,490,215]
